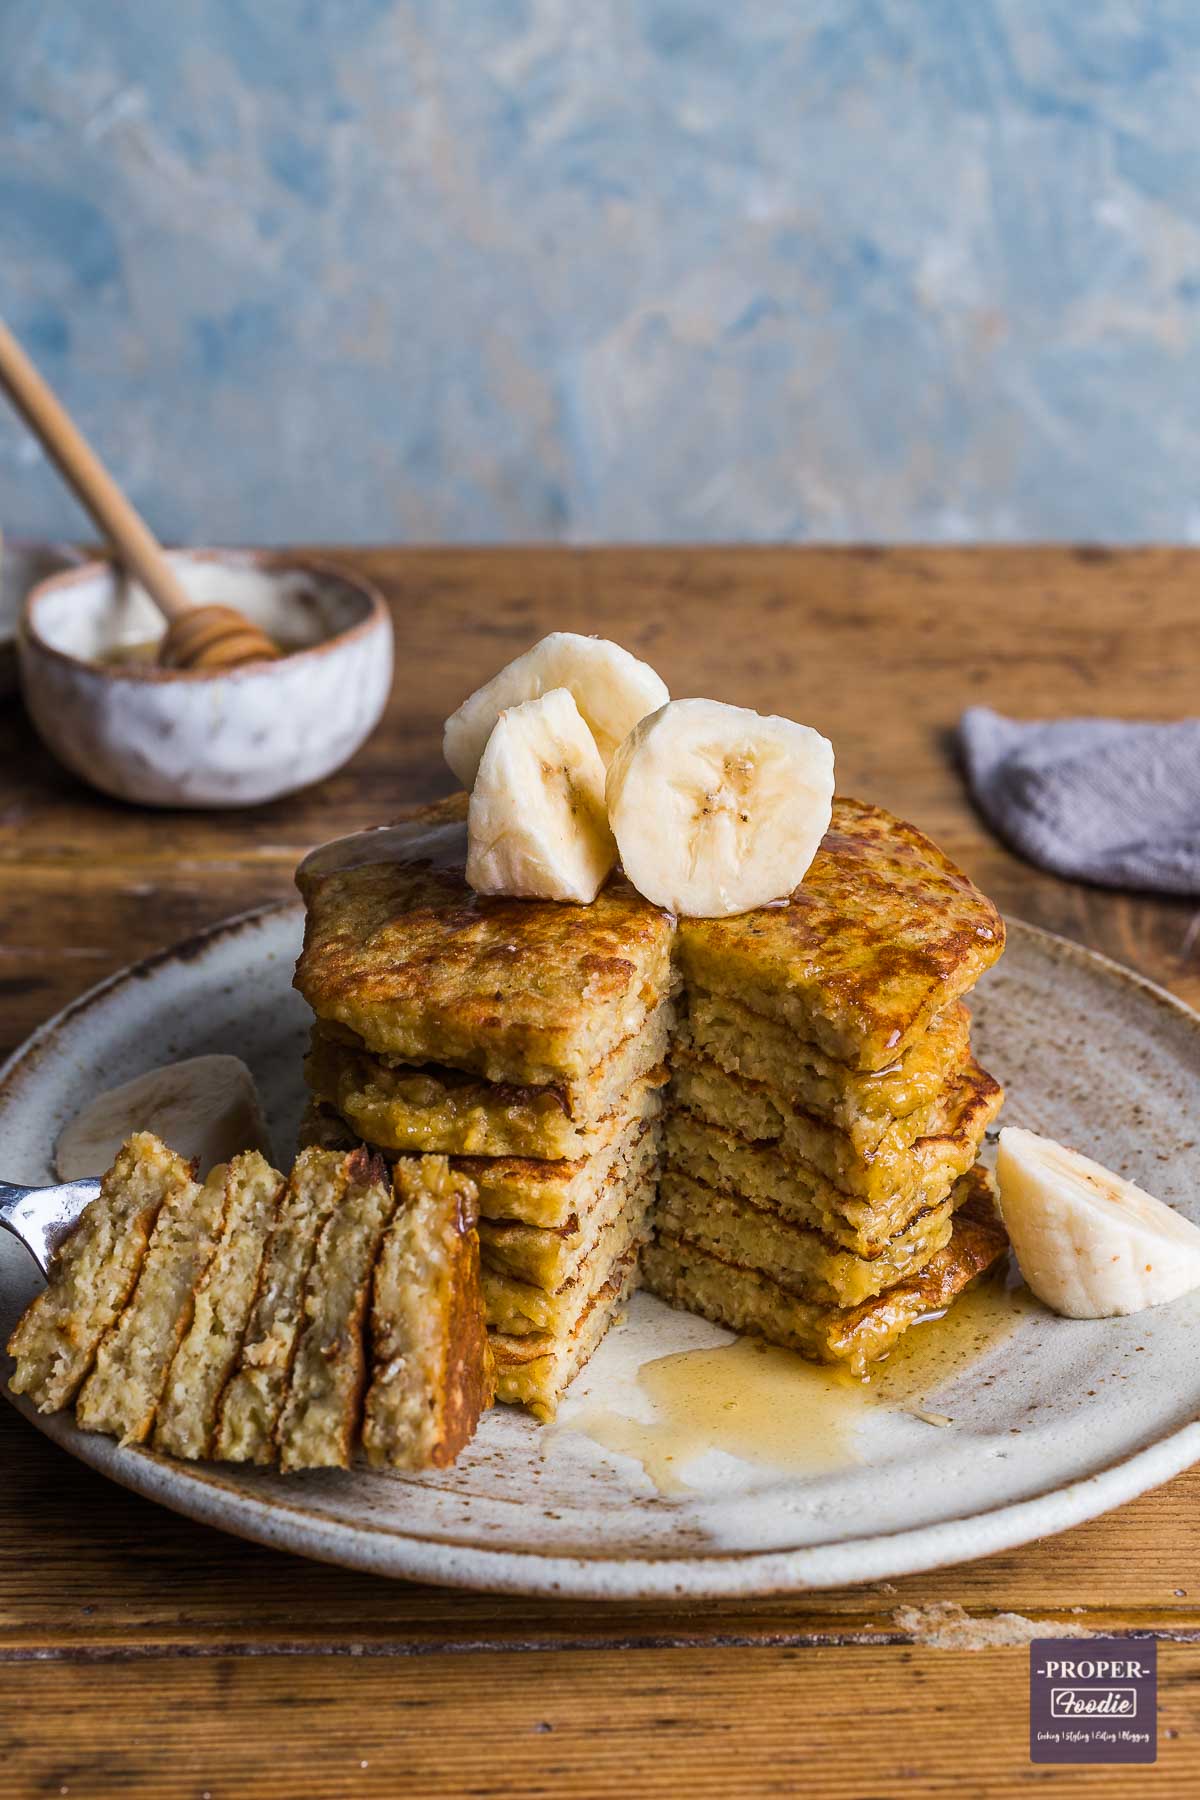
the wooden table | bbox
[2,548,1198,1797]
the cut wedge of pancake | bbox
[214,1147,362,1464]
[491,1247,641,1421]
[363,1156,495,1470]
[75,1156,230,1446]
[482,1164,657,1337]
[7,1132,194,1415]
[278,1151,396,1472]
[153,1152,285,1460]
[477,1120,662,1291]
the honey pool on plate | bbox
[555,1264,1038,1495]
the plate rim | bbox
[4,906,1200,1599]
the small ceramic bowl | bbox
[0,540,87,699]
[19,549,393,807]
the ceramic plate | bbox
[3,908,1200,1599]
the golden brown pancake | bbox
[641,1168,1008,1377]
[294,794,675,1088]
[298,1092,665,1232]
[654,1168,964,1309]
[669,1051,1003,1204]
[663,1106,986,1257]
[681,992,971,1131]
[6,1133,194,1415]
[303,1004,671,1159]
[676,796,1004,1070]
[362,1156,495,1470]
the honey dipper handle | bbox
[0,315,198,625]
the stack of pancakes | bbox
[295,803,677,1419]
[647,800,1006,1373]
[295,793,1008,1414]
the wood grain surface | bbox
[2,547,1198,1796]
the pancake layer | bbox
[641,1170,1007,1378]
[670,1050,1003,1204]
[681,991,971,1133]
[304,1001,672,1159]
[663,1108,985,1256]
[295,794,675,1087]
[654,1168,963,1309]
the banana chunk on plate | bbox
[466,688,617,904]
[56,1054,272,1182]
[606,698,835,918]
[996,1125,1200,1318]
[444,631,668,785]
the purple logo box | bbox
[1030,1639,1157,1764]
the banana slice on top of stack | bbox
[466,688,617,905]
[606,698,834,917]
[446,631,834,919]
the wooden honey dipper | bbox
[0,316,280,670]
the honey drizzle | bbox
[559,1338,873,1495]
[557,1272,1036,1495]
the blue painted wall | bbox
[2,2,1199,544]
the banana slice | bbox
[605,698,834,917]
[466,688,617,903]
[996,1125,1200,1318]
[445,631,668,785]
[56,1055,273,1182]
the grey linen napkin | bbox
[959,707,1200,895]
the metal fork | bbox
[0,1180,100,1277]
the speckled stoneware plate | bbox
[3,907,1200,1599]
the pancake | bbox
[671,1049,1003,1202]
[7,1133,194,1415]
[491,1247,641,1421]
[277,1150,396,1472]
[304,1002,672,1159]
[75,1159,230,1446]
[477,1121,662,1291]
[298,1089,665,1232]
[318,1000,675,1127]
[154,1152,285,1460]
[664,1108,988,1256]
[654,1168,961,1309]
[295,795,675,1088]
[214,1148,364,1465]
[675,796,1004,1071]
[682,991,971,1131]
[292,790,1009,1418]
[641,1169,1008,1377]
[363,1157,495,1470]
[481,1164,657,1337]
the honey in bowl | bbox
[96,635,306,668]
